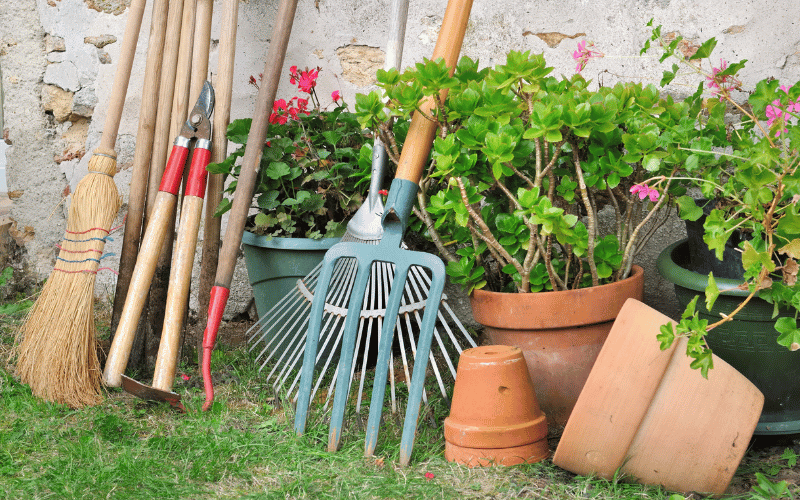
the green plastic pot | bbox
[657,239,800,435]
[241,232,340,319]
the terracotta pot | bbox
[553,299,764,496]
[444,345,548,467]
[469,265,644,427]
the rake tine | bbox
[354,262,379,413]
[255,292,310,371]
[399,256,446,466]
[403,311,431,407]
[291,259,358,401]
[326,256,373,451]
[364,262,410,456]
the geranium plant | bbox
[355,52,684,294]
[618,22,800,376]
[209,66,372,239]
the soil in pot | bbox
[469,265,644,428]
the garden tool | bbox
[104,82,215,389]
[197,0,239,368]
[247,0,476,413]
[15,0,147,408]
[294,0,474,467]
[201,0,299,412]
[121,81,214,411]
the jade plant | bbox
[209,66,372,239]
[356,51,686,294]
[617,22,800,376]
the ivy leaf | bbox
[676,196,704,221]
[742,240,776,273]
[690,38,717,60]
[689,349,714,379]
[775,317,800,351]
[705,273,720,311]
[779,239,800,259]
[657,323,676,350]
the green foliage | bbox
[360,50,678,293]
[209,75,371,239]
[642,22,800,372]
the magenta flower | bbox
[705,59,742,100]
[331,90,341,102]
[573,40,604,73]
[630,183,659,202]
[765,84,800,136]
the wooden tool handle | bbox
[394,0,473,185]
[214,0,299,289]
[103,191,179,387]
[100,0,147,150]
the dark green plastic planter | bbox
[241,231,340,319]
[657,239,800,435]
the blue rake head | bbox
[293,179,446,466]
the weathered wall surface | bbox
[1,0,799,322]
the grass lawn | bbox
[0,290,798,499]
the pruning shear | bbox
[103,82,215,401]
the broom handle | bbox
[393,0,471,186]
[214,0,298,288]
[99,0,148,151]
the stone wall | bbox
[1,0,799,323]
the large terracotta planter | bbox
[553,299,764,495]
[469,265,644,427]
[444,345,548,467]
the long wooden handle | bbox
[111,0,170,335]
[197,0,238,364]
[152,148,210,391]
[99,0,148,150]
[214,0,299,289]
[103,144,189,387]
[393,0,472,185]
[103,191,179,387]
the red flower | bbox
[424,472,435,480]
[331,90,341,102]
[297,68,319,93]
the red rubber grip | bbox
[159,145,189,194]
[185,146,211,198]
[202,285,230,411]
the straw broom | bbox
[14,0,146,408]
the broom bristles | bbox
[15,147,121,408]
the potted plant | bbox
[620,23,800,433]
[209,66,372,319]
[355,52,684,425]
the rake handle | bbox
[393,0,472,186]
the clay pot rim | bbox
[470,264,644,299]
[469,265,644,330]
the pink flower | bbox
[765,84,799,136]
[705,59,742,100]
[424,472,435,480]
[331,90,341,102]
[289,65,299,85]
[630,183,659,202]
[181,374,190,381]
[573,40,604,73]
